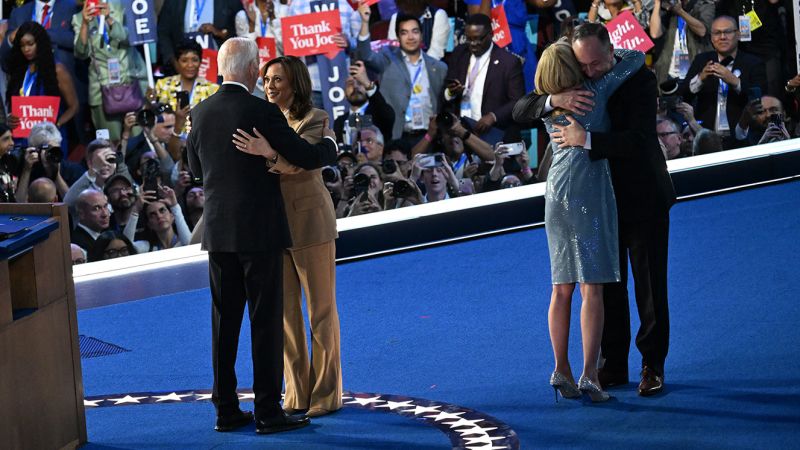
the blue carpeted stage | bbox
[77,180,800,449]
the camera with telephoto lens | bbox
[322,165,340,183]
[659,95,681,112]
[382,159,397,174]
[0,144,62,176]
[353,172,370,196]
[435,111,456,130]
[136,102,171,128]
[393,179,414,198]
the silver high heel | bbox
[578,376,610,403]
[550,372,581,402]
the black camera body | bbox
[0,144,62,176]
[659,95,682,112]
[142,158,161,195]
[393,179,414,198]
[353,172,370,196]
[436,111,456,130]
[136,102,171,128]
[382,159,397,174]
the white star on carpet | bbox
[376,400,415,410]
[464,435,506,446]
[443,418,484,429]
[402,405,441,415]
[346,396,385,406]
[425,411,465,421]
[195,393,213,401]
[457,425,498,436]
[84,399,102,407]
[153,392,194,402]
[107,395,148,405]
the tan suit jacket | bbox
[269,108,338,249]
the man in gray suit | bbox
[354,5,446,145]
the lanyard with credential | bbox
[100,17,111,47]
[410,64,423,95]
[260,11,269,37]
[21,67,38,96]
[193,0,208,29]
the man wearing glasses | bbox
[656,118,686,160]
[679,15,766,149]
[444,14,525,137]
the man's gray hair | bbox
[28,122,62,148]
[363,125,384,146]
[218,38,258,78]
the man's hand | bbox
[332,33,349,49]
[23,147,39,172]
[788,74,800,90]
[474,113,496,134]
[551,89,594,116]
[122,111,137,138]
[7,114,20,130]
[551,115,587,148]
[349,60,371,87]
[675,101,697,123]
[446,79,465,97]
[758,123,790,144]
[701,61,738,85]
[738,99,762,128]
[232,128,278,160]
[357,0,371,23]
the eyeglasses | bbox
[107,186,133,195]
[711,29,737,38]
[658,131,679,137]
[103,247,130,258]
[72,258,86,265]
[466,31,491,44]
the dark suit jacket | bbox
[157,0,241,65]
[444,44,525,129]
[186,84,337,253]
[333,88,395,145]
[678,51,766,135]
[1,0,78,73]
[71,224,97,253]
[513,65,676,221]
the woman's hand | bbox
[175,105,191,131]
[232,127,278,160]
[159,185,178,208]
[121,111,136,139]
[81,0,97,22]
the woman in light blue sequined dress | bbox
[536,42,644,402]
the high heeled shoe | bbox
[578,376,610,403]
[550,371,581,402]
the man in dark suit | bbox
[513,23,677,396]
[157,0,241,68]
[333,61,395,146]
[444,14,525,134]
[186,38,337,434]
[70,188,110,252]
[678,16,767,149]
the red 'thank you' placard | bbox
[346,0,379,10]
[491,4,513,48]
[200,48,219,83]
[281,10,342,58]
[606,10,654,53]
[11,96,61,139]
[256,37,277,70]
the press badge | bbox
[107,58,122,84]
[409,97,425,128]
[460,97,472,119]
[745,10,762,31]
[738,15,751,42]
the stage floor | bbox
[77,180,800,449]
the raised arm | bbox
[596,49,645,96]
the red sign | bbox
[281,10,342,58]
[491,4,512,48]
[606,10,654,53]
[256,37,277,70]
[200,48,219,83]
[346,0,379,11]
[11,96,61,138]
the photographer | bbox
[412,112,494,164]
[333,60,395,143]
[64,138,131,215]
[13,122,79,203]
[484,141,534,192]
[381,141,424,209]
[0,123,16,202]
[649,0,714,85]
[346,162,384,217]
[124,104,176,186]
[134,185,191,253]
[736,95,792,146]
[103,173,150,244]
[321,153,356,219]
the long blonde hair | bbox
[534,42,584,97]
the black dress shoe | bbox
[255,411,310,434]
[638,366,664,396]
[598,367,629,389]
[215,410,254,432]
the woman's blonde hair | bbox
[534,42,584,96]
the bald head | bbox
[218,38,259,91]
[28,177,58,203]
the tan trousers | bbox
[282,240,342,411]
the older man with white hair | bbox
[186,37,337,435]
[14,121,82,202]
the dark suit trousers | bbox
[601,212,671,376]
[209,250,284,419]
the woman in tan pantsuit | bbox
[235,56,342,418]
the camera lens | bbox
[353,172,370,195]
[45,146,63,164]
[394,179,411,197]
[322,166,338,183]
[382,159,397,174]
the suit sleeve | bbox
[187,113,203,178]
[589,69,659,161]
[356,37,389,74]
[492,56,526,125]
[512,91,548,128]
[49,7,77,51]
[678,54,707,102]
[157,3,177,65]
[259,105,337,170]
[368,89,396,142]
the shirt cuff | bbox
[584,132,592,149]
[689,75,702,94]
[366,84,378,97]
[735,123,748,140]
[544,96,555,114]
[358,33,370,42]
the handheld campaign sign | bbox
[256,37,277,69]
[125,0,157,45]
[281,10,343,58]
[491,3,513,48]
[11,96,61,139]
[606,10,653,53]
[199,49,219,82]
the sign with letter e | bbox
[606,10,653,53]
[281,10,342,58]
[125,0,158,45]
[11,96,61,139]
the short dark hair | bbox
[0,123,10,136]
[395,13,422,37]
[88,231,136,262]
[465,14,491,30]
[175,38,203,60]
[383,140,412,160]
[571,22,611,49]
[86,139,113,159]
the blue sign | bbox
[318,52,350,122]
[125,0,158,45]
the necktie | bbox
[41,4,51,29]
[466,57,482,97]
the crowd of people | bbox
[0,0,798,268]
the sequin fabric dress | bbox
[544,49,644,284]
